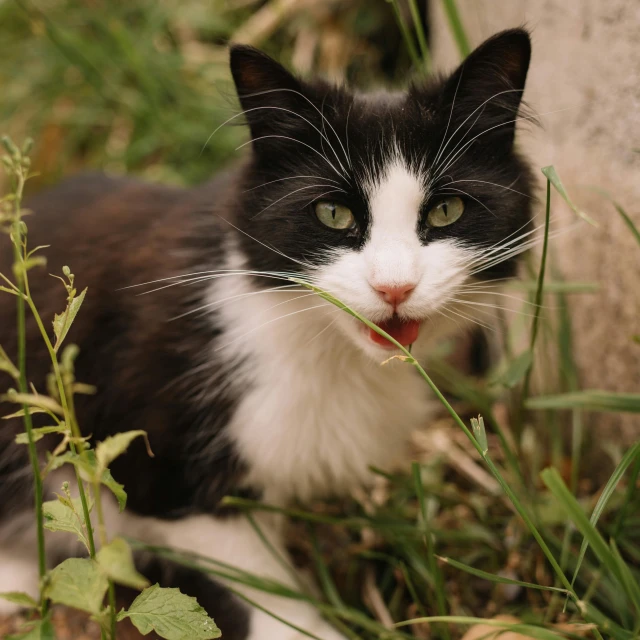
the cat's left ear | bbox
[437,28,532,144]
[230,44,313,143]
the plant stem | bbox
[295,281,582,599]
[93,480,117,639]
[520,180,552,415]
[23,291,98,557]
[10,168,48,616]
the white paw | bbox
[0,551,40,615]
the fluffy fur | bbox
[0,29,533,638]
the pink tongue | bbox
[370,317,420,348]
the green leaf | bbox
[52,287,87,350]
[541,165,598,226]
[6,618,56,640]
[15,425,67,444]
[0,591,38,609]
[44,558,108,615]
[43,496,93,552]
[490,350,532,388]
[102,468,128,511]
[95,430,152,474]
[16,256,47,274]
[3,407,50,420]
[45,450,128,509]
[0,344,19,380]
[2,391,64,415]
[526,390,640,413]
[117,584,221,639]
[97,537,149,590]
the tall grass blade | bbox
[541,467,640,616]
[438,556,571,595]
[441,0,470,57]
[411,463,450,639]
[389,0,421,68]
[527,391,640,413]
[570,442,640,587]
[542,165,597,226]
[407,0,432,73]
[520,175,552,417]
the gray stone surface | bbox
[430,0,640,442]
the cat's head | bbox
[228,29,533,358]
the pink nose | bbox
[372,283,416,306]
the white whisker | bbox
[236,135,345,181]
[168,285,309,321]
[251,184,347,220]
[243,175,340,192]
[214,302,331,352]
[238,88,352,171]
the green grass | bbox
[1,2,639,639]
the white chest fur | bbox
[207,269,434,504]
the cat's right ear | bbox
[230,44,311,142]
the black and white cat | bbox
[0,29,533,639]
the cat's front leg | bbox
[121,510,349,640]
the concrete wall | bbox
[430,0,639,442]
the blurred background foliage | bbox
[0,0,426,187]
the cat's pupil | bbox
[442,203,448,216]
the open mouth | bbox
[368,315,421,349]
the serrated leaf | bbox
[46,450,96,479]
[15,425,67,445]
[97,537,149,590]
[0,591,38,609]
[52,287,87,350]
[102,468,127,511]
[44,558,108,615]
[117,584,221,639]
[96,430,151,474]
[46,450,128,510]
[43,497,92,552]
[490,350,532,389]
[6,618,56,640]
[541,165,597,226]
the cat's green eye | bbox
[315,201,355,230]
[426,196,465,228]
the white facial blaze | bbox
[365,160,424,288]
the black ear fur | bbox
[441,28,532,144]
[229,44,313,143]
